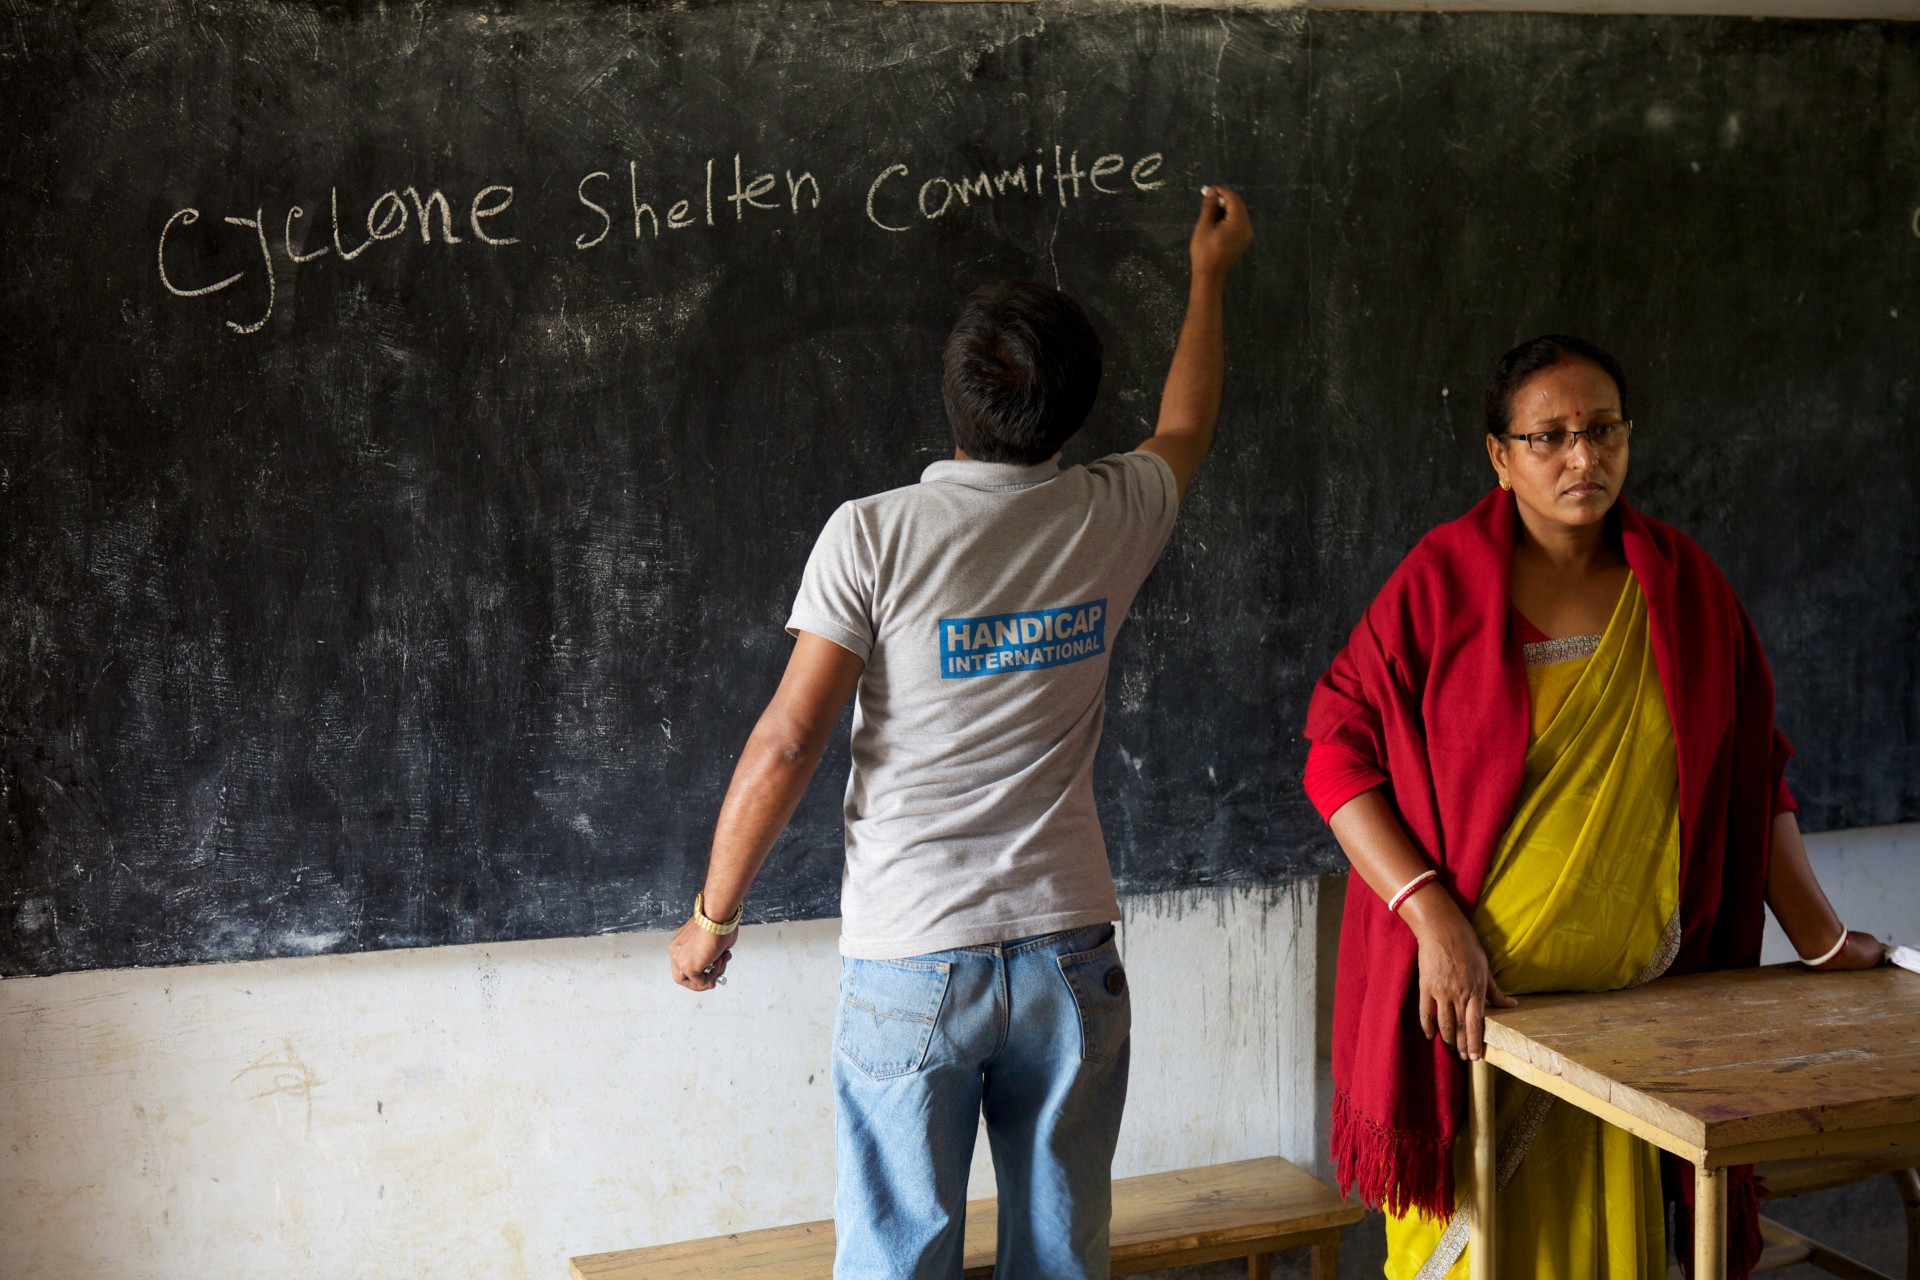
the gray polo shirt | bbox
[787,450,1179,959]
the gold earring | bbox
[1499,477,1512,491]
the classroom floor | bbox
[1127,1179,1909,1280]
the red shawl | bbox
[1303,489,1794,1276]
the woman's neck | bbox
[1513,505,1619,576]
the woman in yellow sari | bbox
[1303,335,1887,1279]
[1386,575,1677,1278]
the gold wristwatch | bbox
[692,892,744,936]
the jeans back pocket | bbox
[836,957,951,1080]
[1056,932,1131,1064]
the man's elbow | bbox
[755,713,830,769]
[772,737,814,768]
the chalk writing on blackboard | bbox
[158,184,521,336]
[574,158,823,249]
[154,144,1172,337]
[863,146,1165,231]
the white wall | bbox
[0,883,1321,1280]
[5,823,1910,1280]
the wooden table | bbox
[1471,965,1920,1280]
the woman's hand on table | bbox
[1809,929,1889,971]
[1403,893,1518,1062]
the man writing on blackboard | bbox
[671,185,1252,1279]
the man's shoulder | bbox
[825,451,1172,537]
[1082,449,1175,484]
[815,478,928,537]
[1065,451,1178,520]
[841,477,927,512]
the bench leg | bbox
[1246,1251,1270,1280]
[1311,1239,1339,1280]
[1893,1167,1920,1280]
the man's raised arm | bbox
[1135,184,1254,499]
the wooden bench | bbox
[569,1156,1362,1280]
[1750,1145,1920,1280]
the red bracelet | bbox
[1386,869,1438,915]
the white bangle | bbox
[1386,869,1438,915]
[1800,925,1849,968]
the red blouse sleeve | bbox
[1772,728,1798,815]
[1303,605,1395,822]
[1304,741,1388,823]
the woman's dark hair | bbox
[1483,335,1629,437]
[942,280,1103,465]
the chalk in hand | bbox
[1200,185,1227,209]
[1890,944,1920,974]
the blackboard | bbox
[2,3,1914,976]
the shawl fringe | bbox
[1330,1087,1454,1220]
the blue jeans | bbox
[832,924,1130,1280]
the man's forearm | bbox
[671,632,861,991]
[697,720,829,919]
[1153,273,1228,445]
[1134,185,1250,496]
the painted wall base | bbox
[5,824,1911,1280]
[1,883,1319,1280]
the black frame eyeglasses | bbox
[1500,419,1634,456]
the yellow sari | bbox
[1384,574,1681,1280]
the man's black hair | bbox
[942,280,1103,465]
[1484,335,1629,436]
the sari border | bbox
[1523,632,1605,668]
[1411,1088,1559,1280]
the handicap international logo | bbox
[938,599,1107,679]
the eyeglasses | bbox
[1500,419,1633,456]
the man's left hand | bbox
[670,917,737,991]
